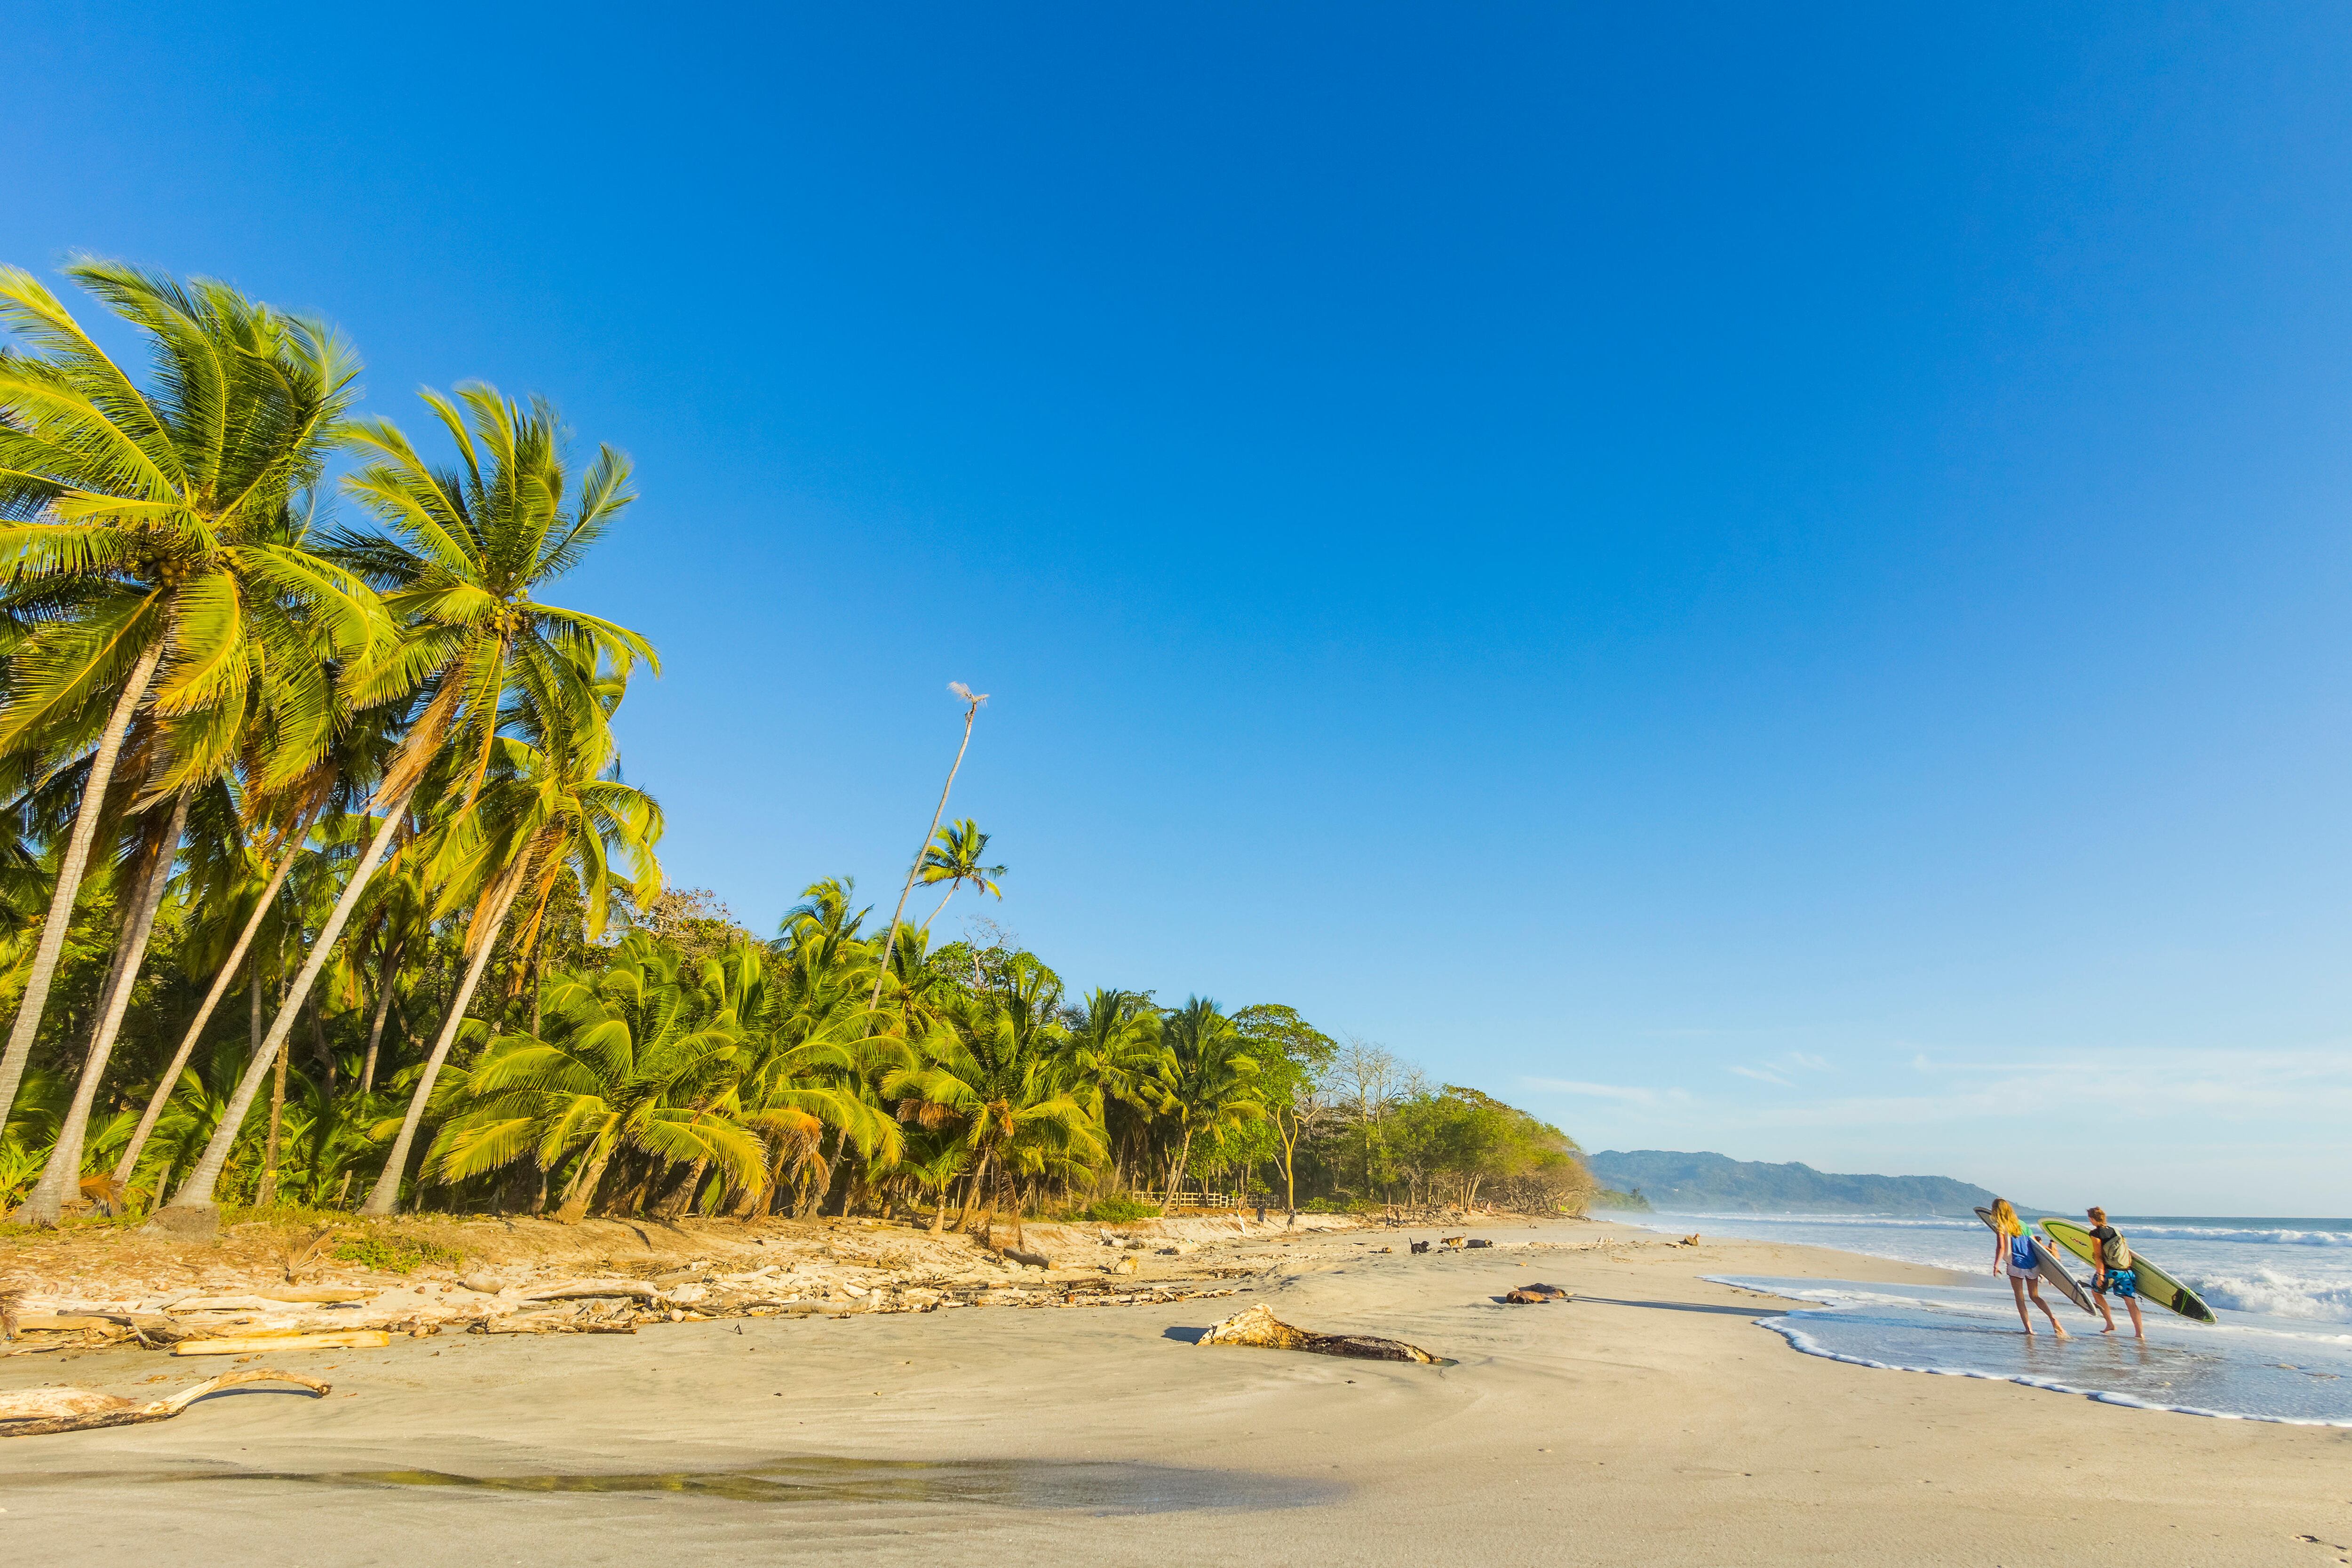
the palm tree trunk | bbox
[111,815,310,1190]
[868,699,982,1011]
[554,1137,618,1225]
[955,1145,994,1231]
[1161,1125,1195,1213]
[919,883,956,933]
[14,786,191,1225]
[360,866,525,1216]
[359,937,402,1095]
[254,1036,289,1208]
[170,785,416,1211]
[0,638,165,1129]
[930,1186,950,1234]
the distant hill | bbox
[1585,1150,2009,1216]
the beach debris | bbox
[1,1369,330,1438]
[524,1278,663,1303]
[1678,1234,1702,1247]
[1502,1283,1571,1304]
[172,1330,391,1356]
[999,1247,1052,1270]
[1410,1240,1431,1255]
[1197,1304,1446,1364]
[1111,1256,1139,1274]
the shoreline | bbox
[6,1218,2348,1564]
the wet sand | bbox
[6,1219,2348,1565]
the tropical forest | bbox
[0,260,1592,1236]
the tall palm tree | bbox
[0,263,381,1218]
[171,384,652,1213]
[915,819,1004,933]
[869,684,986,1010]
[363,685,662,1215]
[1155,997,1262,1211]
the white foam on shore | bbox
[1752,1316,2352,1428]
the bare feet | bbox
[2101,1324,2117,1335]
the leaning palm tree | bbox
[915,819,1005,933]
[170,384,653,1214]
[362,682,662,1215]
[0,263,382,1218]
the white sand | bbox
[5,1218,2347,1565]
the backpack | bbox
[2098,1229,2132,1270]
[2009,1233,2038,1273]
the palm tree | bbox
[915,819,1004,933]
[884,950,1103,1238]
[868,684,987,1010]
[171,384,652,1214]
[428,941,766,1221]
[1155,997,1262,1212]
[0,262,378,1157]
[363,683,662,1215]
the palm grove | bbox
[0,262,1592,1233]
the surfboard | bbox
[1974,1207,2097,1317]
[2039,1218,2217,1324]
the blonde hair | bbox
[1990,1198,2023,1236]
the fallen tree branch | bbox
[1,1369,331,1437]
[1197,1304,1448,1364]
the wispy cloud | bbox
[1727,1065,1791,1086]
[1519,1077,1687,1108]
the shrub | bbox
[330,1233,462,1274]
[1079,1197,1163,1224]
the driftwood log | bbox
[524,1279,664,1303]
[0,1369,330,1438]
[172,1330,391,1356]
[1197,1304,1447,1364]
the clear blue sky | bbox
[18,4,2352,1212]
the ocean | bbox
[1623,1210,2352,1425]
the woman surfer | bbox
[1990,1198,2068,1337]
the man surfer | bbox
[1989,1198,2068,1337]
[2083,1206,2145,1340]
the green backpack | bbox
[2098,1230,2132,1270]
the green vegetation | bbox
[0,260,1590,1232]
[329,1233,463,1274]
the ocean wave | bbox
[2186,1269,2352,1323]
[2127,1225,2352,1249]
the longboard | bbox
[2040,1218,2217,1324]
[1973,1207,2097,1317]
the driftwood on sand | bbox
[172,1330,391,1356]
[0,1369,330,1438]
[1197,1304,1448,1364]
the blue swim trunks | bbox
[2097,1269,2137,1299]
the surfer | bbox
[1989,1198,2069,1337]
[2082,1207,2146,1340]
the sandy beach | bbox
[5,1217,2347,1566]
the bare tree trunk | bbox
[930,1187,950,1234]
[361,868,524,1216]
[955,1146,995,1231]
[0,638,165,1130]
[254,1037,289,1209]
[111,814,310,1189]
[15,786,191,1225]
[1160,1125,1195,1213]
[868,696,984,1011]
[359,938,401,1095]
[172,786,417,1211]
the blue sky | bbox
[18,4,2352,1212]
